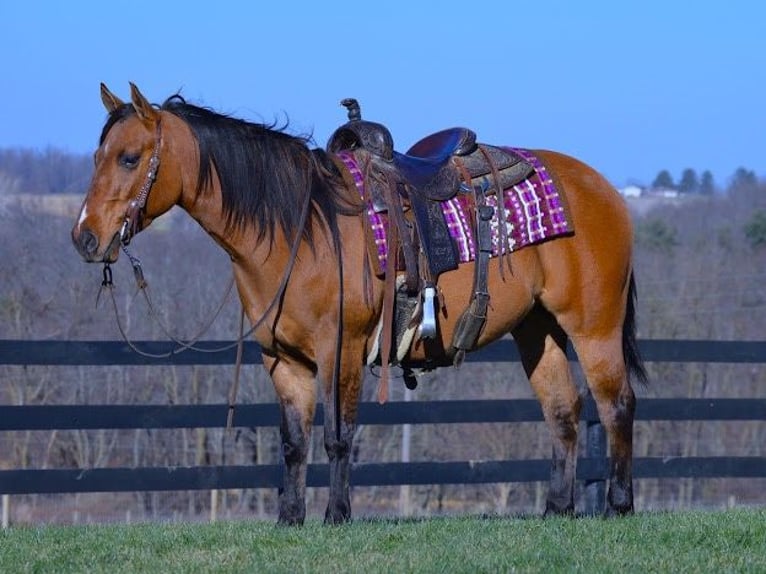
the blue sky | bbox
[1,1,763,187]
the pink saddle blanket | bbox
[336,147,573,272]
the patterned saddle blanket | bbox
[337,147,574,273]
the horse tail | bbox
[623,271,648,386]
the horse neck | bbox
[174,130,338,321]
[179,167,303,312]
[165,119,243,259]
[179,176,264,261]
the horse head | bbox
[72,83,184,262]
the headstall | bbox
[119,120,162,245]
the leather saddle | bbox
[394,127,476,200]
[328,99,532,211]
[327,99,535,393]
[327,98,534,279]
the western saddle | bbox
[327,99,533,398]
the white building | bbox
[619,184,643,198]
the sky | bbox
[1,1,764,188]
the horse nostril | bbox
[75,228,99,259]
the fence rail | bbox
[1,339,765,516]
[2,339,766,365]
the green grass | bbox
[2,508,765,573]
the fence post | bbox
[584,418,606,515]
[399,387,413,517]
[2,494,9,529]
[210,489,218,522]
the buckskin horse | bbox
[72,83,646,524]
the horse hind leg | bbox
[512,305,581,516]
[571,332,636,516]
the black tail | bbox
[623,272,648,386]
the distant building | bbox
[619,184,643,198]
[646,187,679,199]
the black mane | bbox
[101,95,354,249]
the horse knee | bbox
[324,419,355,460]
[553,395,581,436]
[280,403,311,462]
[282,438,307,464]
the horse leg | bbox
[321,361,364,524]
[263,354,316,526]
[571,333,636,516]
[512,305,581,516]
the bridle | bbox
[119,120,162,246]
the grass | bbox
[1,508,765,573]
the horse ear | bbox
[100,83,124,113]
[129,82,159,126]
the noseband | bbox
[119,120,162,246]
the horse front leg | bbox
[264,354,316,526]
[322,362,364,525]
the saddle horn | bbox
[327,98,394,162]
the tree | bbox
[729,167,758,193]
[652,169,675,190]
[635,218,678,253]
[744,210,766,248]
[699,170,715,195]
[678,168,699,194]
[0,147,91,194]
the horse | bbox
[72,82,646,525]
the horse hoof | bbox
[324,505,351,525]
[604,504,634,518]
[276,517,305,527]
[277,506,306,527]
[543,501,574,518]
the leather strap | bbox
[380,165,419,294]
[450,162,494,365]
[377,204,399,404]
[479,145,511,280]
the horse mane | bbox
[100,95,356,250]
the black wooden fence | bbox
[1,339,766,516]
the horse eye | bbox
[119,152,141,169]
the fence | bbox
[1,339,765,524]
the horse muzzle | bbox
[72,226,121,263]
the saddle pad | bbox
[336,148,573,272]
